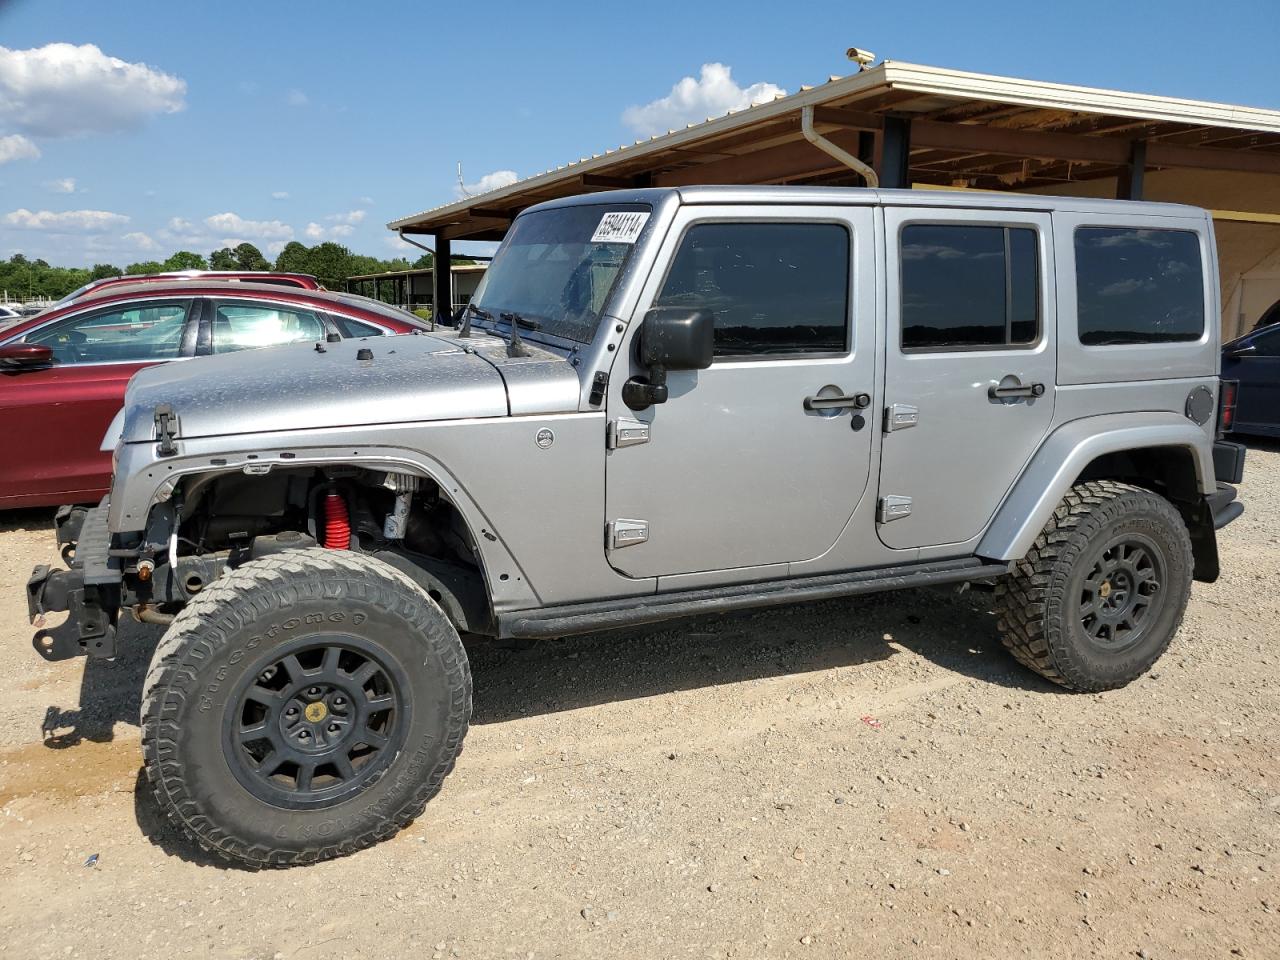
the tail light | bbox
[1218,379,1239,435]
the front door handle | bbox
[988,379,1046,400]
[804,392,871,411]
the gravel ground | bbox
[0,446,1277,960]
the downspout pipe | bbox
[397,230,434,257]
[800,105,879,188]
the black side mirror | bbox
[1224,343,1257,358]
[0,342,53,369]
[622,308,714,410]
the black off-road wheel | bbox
[141,548,471,868]
[995,480,1193,692]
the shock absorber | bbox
[322,492,351,550]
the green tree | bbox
[273,241,311,274]
[162,250,209,271]
[90,263,120,280]
[305,242,355,286]
[232,242,270,271]
[125,260,165,276]
[209,247,237,270]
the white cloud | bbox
[204,212,293,241]
[3,207,128,231]
[622,63,786,137]
[304,221,354,241]
[358,196,374,206]
[157,216,212,249]
[0,133,39,164]
[0,43,186,138]
[286,89,308,107]
[266,240,287,256]
[456,169,518,199]
[271,191,290,200]
[382,234,416,252]
[326,209,365,225]
[44,177,76,193]
[122,231,158,250]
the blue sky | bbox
[0,0,1277,267]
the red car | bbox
[0,281,428,509]
[54,270,324,307]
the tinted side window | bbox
[25,300,189,364]
[901,224,1040,351]
[332,315,386,338]
[653,222,850,357]
[1249,326,1280,358]
[211,302,326,353]
[1074,227,1204,345]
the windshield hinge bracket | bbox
[153,404,179,457]
[589,371,608,407]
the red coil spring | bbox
[322,492,350,550]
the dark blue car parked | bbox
[1222,324,1280,437]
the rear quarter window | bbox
[1074,227,1204,345]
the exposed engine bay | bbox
[117,466,493,636]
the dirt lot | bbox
[0,449,1277,960]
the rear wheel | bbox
[995,480,1193,692]
[141,548,471,867]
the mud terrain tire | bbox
[995,480,1193,692]
[141,548,471,868]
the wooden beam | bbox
[439,217,514,241]
[653,133,857,187]
[1117,140,1147,200]
[433,236,451,315]
[1146,140,1280,175]
[578,173,635,189]
[808,105,884,131]
[467,207,513,221]
[912,119,1130,164]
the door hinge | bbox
[884,403,919,433]
[607,519,649,549]
[878,495,913,523]
[153,403,179,457]
[607,418,650,449]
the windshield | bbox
[470,202,650,343]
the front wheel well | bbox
[1074,444,1218,582]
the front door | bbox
[0,298,197,507]
[605,205,877,579]
[878,208,1057,550]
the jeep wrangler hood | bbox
[118,332,575,443]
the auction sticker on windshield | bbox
[591,211,651,244]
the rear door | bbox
[878,208,1056,549]
[0,298,197,506]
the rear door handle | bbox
[988,380,1046,400]
[804,392,871,411]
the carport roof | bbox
[389,61,1280,242]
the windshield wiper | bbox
[503,312,542,330]
[458,302,491,339]
[499,312,537,357]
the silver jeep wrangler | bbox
[27,187,1246,867]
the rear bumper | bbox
[28,501,120,661]
[1213,440,1246,485]
[1208,482,1244,531]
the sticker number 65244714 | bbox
[591,211,651,245]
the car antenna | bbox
[501,312,532,358]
